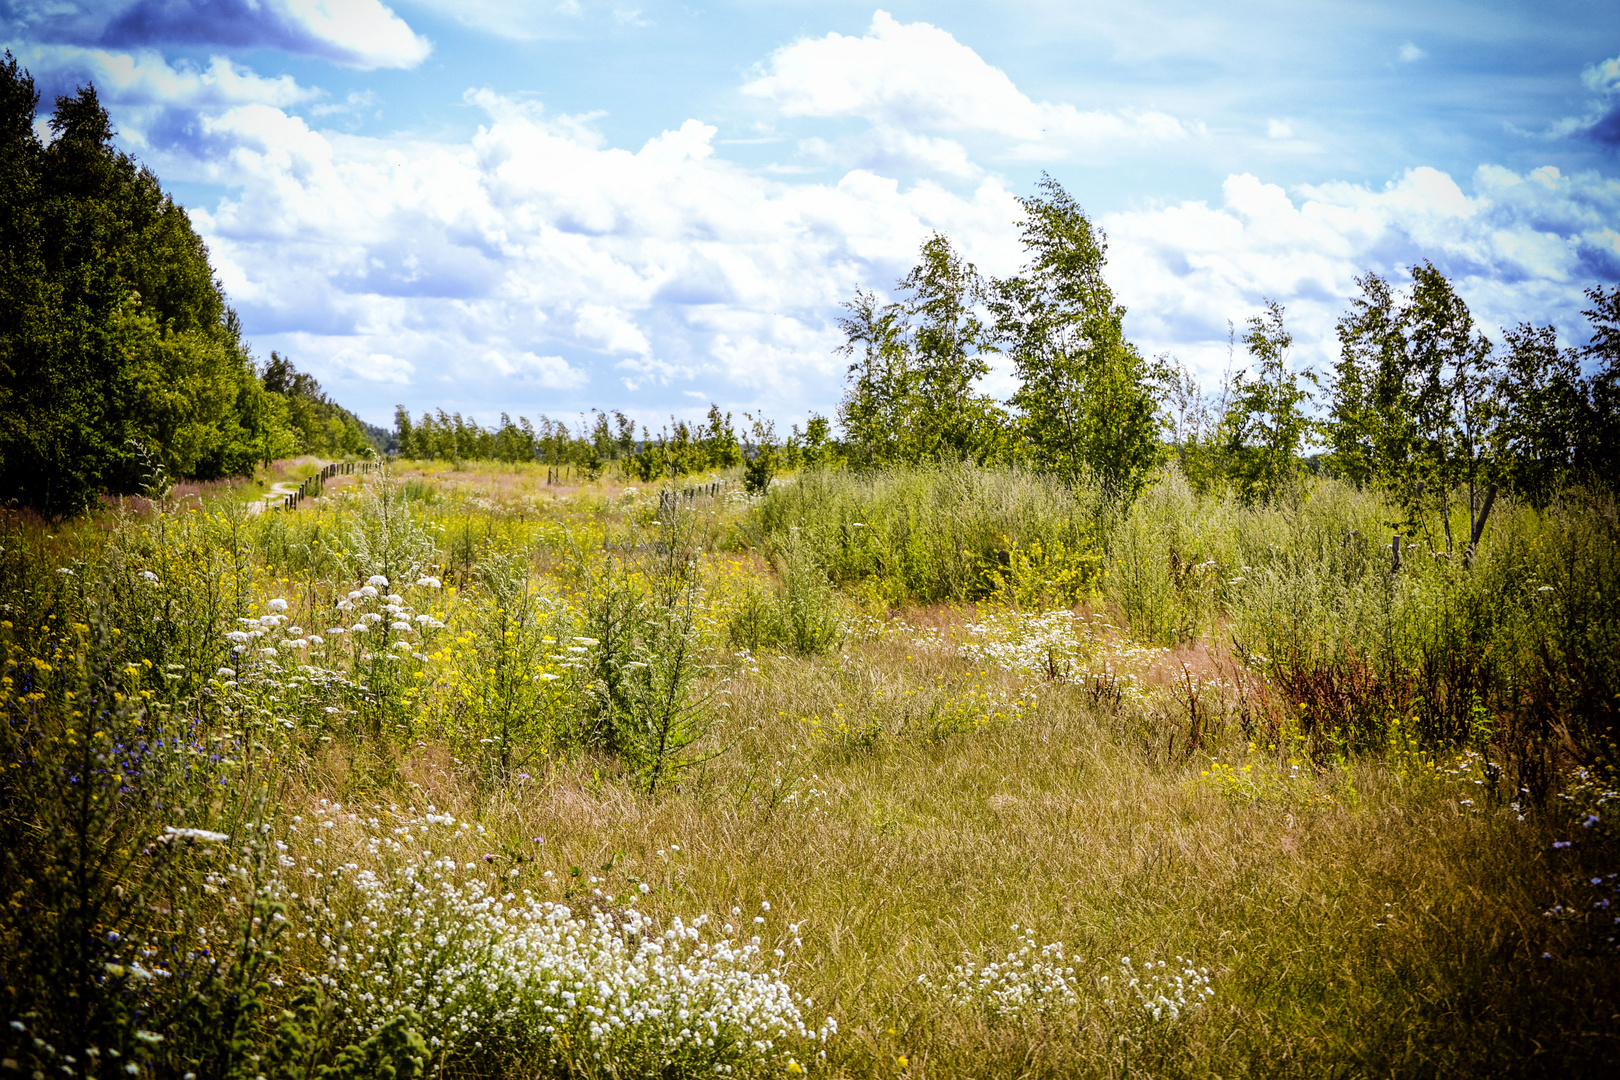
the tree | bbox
[1492,323,1590,509]
[989,177,1161,500]
[1580,285,1620,486]
[1219,302,1314,503]
[838,235,1010,467]
[0,59,285,514]
[1326,264,1496,545]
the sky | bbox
[3,0,1618,430]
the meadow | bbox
[2,460,1617,1079]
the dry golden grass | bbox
[272,618,1620,1077]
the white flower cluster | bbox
[957,610,1166,700]
[221,602,317,672]
[328,575,445,661]
[926,927,1080,1018]
[1101,955,1214,1023]
[928,929,1215,1028]
[282,806,832,1074]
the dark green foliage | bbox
[262,352,383,459]
[741,414,777,495]
[1327,265,1619,525]
[1491,322,1589,508]
[0,58,288,515]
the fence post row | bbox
[279,459,375,511]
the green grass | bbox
[2,463,1616,1078]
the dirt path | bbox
[246,480,302,516]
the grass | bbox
[2,462,1616,1078]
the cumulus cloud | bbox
[1398,42,1426,62]
[485,350,589,387]
[175,71,1611,426]
[3,0,429,70]
[328,350,415,384]
[1105,165,1620,388]
[170,88,1025,423]
[1575,53,1620,146]
[743,10,1194,162]
[9,44,315,109]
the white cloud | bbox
[174,71,1609,425]
[1585,54,1620,95]
[8,45,316,110]
[484,350,589,387]
[1105,166,1620,389]
[1266,118,1293,139]
[743,10,1194,161]
[1398,42,1427,62]
[329,350,416,384]
[178,88,1025,424]
[278,0,430,69]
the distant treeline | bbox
[393,403,835,492]
[0,59,381,516]
[397,177,1620,536]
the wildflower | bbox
[416,576,442,588]
[164,827,229,842]
[268,598,289,612]
[368,575,390,587]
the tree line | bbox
[416,174,1618,536]
[833,177,1620,532]
[393,403,836,493]
[0,59,381,517]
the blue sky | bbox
[4,1,1618,430]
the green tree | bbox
[261,352,378,459]
[1219,302,1314,503]
[989,177,1161,500]
[1492,322,1590,509]
[838,235,1009,467]
[1326,264,1496,544]
[0,60,283,513]
[1580,284,1620,487]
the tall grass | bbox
[757,466,1620,787]
[2,463,1616,1078]
[755,465,1100,606]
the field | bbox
[3,461,1618,1079]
